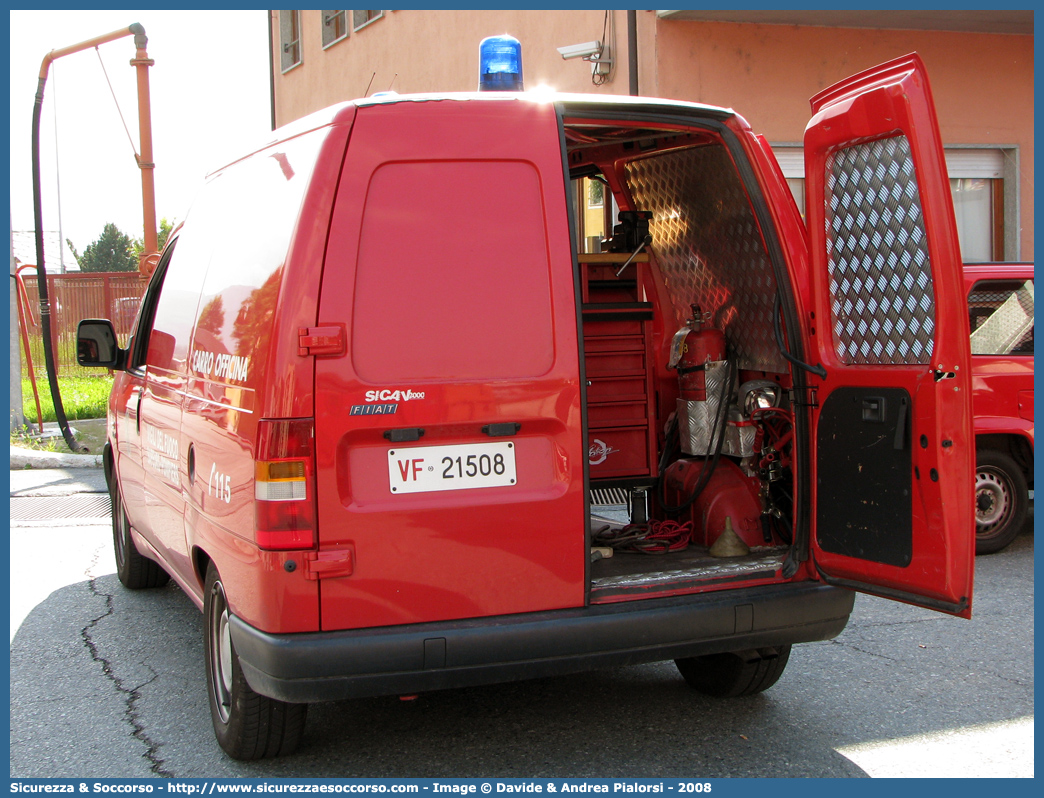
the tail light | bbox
[255,418,316,550]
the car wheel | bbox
[111,481,169,589]
[675,645,791,698]
[974,449,1028,555]
[204,563,307,760]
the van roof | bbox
[353,90,736,116]
[212,91,740,179]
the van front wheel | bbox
[204,564,307,759]
[111,482,169,589]
[675,645,791,698]
[974,449,1028,555]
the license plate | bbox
[388,442,517,494]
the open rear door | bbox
[803,54,974,617]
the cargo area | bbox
[564,113,800,602]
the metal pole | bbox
[10,219,25,432]
[52,71,65,272]
[130,24,158,259]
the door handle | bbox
[483,422,521,437]
[893,397,908,451]
[384,428,424,443]
[129,387,143,433]
[862,397,885,423]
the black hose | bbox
[773,292,827,380]
[32,76,85,452]
[659,355,736,515]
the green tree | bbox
[77,223,138,272]
[133,217,176,260]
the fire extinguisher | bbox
[668,304,726,400]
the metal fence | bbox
[16,271,150,377]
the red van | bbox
[965,263,1034,553]
[78,53,975,759]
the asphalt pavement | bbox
[7,466,1035,778]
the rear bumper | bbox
[230,582,854,703]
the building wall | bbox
[271,9,635,125]
[649,18,1034,259]
[270,10,1033,260]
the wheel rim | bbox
[975,466,1013,539]
[209,580,234,724]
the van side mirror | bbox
[77,319,124,369]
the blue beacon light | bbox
[478,35,524,92]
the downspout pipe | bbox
[268,11,277,131]
[32,24,148,452]
[627,10,638,96]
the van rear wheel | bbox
[111,482,169,589]
[675,645,791,698]
[203,564,307,759]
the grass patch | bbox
[20,375,113,423]
[9,430,66,453]
[11,417,108,454]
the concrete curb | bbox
[10,446,104,470]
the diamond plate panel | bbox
[678,360,730,456]
[825,135,935,365]
[625,145,786,372]
[723,416,757,459]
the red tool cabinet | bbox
[580,253,658,483]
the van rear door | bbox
[803,54,974,617]
[312,98,586,631]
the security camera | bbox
[557,41,602,60]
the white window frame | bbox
[772,144,1020,261]
[279,10,302,73]
[322,10,349,49]
[352,10,384,32]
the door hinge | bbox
[304,548,354,580]
[298,325,346,357]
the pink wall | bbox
[650,19,1033,259]
[272,10,632,125]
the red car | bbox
[966,263,1034,553]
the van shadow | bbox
[10,536,1034,779]
[9,576,864,778]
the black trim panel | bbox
[231,582,854,703]
[816,387,913,567]
[581,302,654,311]
[582,309,655,323]
[819,571,968,616]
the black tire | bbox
[204,564,307,760]
[974,449,1029,555]
[111,481,169,589]
[675,645,791,698]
